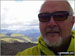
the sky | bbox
[1,0,75,30]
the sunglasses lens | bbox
[54,14,68,21]
[38,13,50,22]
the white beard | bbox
[43,36,63,47]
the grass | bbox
[0,38,24,43]
[0,34,8,37]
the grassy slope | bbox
[0,33,33,43]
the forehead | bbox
[40,1,70,13]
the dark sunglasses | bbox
[38,11,71,22]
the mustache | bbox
[45,27,61,34]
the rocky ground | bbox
[1,40,37,56]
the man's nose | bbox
[48,16,57,27]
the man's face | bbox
[39,1,74,47]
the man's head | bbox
[38,0,74,47]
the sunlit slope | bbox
[0,33,32,43]
[11,33,32,42]
[10,34,25,37]
[0,34,8,37]
[0,38,24,43]
[33,41,38,44]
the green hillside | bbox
[22,37,32,42]
[0,33,33,43]
[0,34,8,37]
[0,38,24,43]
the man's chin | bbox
[43,36,63,47]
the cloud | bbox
[1,1,75,30]
[1,1,44,30]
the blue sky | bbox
[1,0,75,30]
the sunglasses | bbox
[38,11,71,22]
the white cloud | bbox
[1,1,44,30]
[1,1,75,30]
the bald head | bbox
[40,0,73,15]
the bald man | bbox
[16,0,75,56]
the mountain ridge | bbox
[0,29,41,38]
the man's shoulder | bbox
[16,45,40,55]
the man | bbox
[17,0,75,56]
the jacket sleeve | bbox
[16,45,40,56]
[16,52,22,56]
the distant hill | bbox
[0,36,32,43]
[0,38,25,43]
[0,34,8,37]
[0,29,41,42]
[0,29,41,38]
[0,33,34,43]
